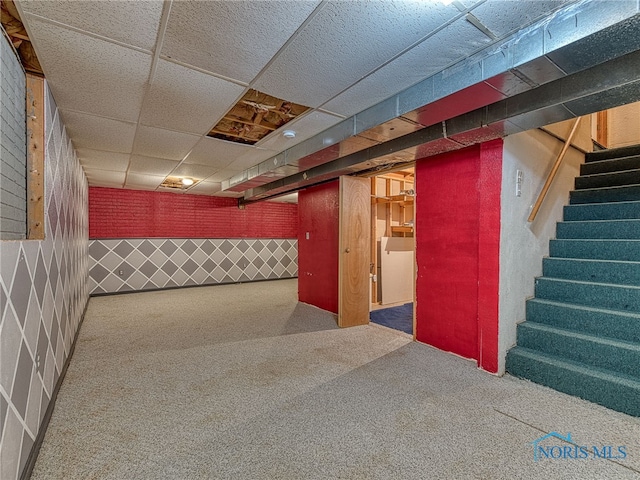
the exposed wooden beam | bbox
[223,116,277,131]
[26,74,45,240]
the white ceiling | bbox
[17,0,576,198]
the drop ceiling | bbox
[14,0,587,198]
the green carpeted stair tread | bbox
[549,238,640,261]
[563,200,640,221]
[585,144,640,162]
[569,184,640,204]
[507,144,640,418]
[516,321,640,378]
[535,276,640,313]
[526,298,640,343]
[580,155,640,175]
[506,347,640,417]
[556,219,640,239]
[542,257,640,286]
[575,169,640,190]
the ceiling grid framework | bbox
[13,0,640,201]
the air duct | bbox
[219,0,640,201]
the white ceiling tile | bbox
[469,0,575,38]
[132,126,201,161]
[258,111,344,151]
[323,18,494,116]
[83,169,126,187]
[170,164,219,181]
[253,0,462,107]
[128,155,179,175]
[188,181,223,196]
[26,19,151,122]
[77,149,130,172]
[21,1,163,51]
[139,59,246,134]
[125,173,166,189]
[182,137,255,168]
[59,111,136,153]
[162,1,321,83]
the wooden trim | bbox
[373,194,414,205]
[391,226,413,234]
[385,179,391,237]
[26,74,45,240]
[528,117,582,223]
[596,110,608,147]
[370,177,378,304]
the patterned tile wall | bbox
[0,82,89,480]
[89,238,297,295]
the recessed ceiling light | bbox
[181,178,194,186]
[283,130,296,139]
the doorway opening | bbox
[368,167,415,335]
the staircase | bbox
[506,144,640,417]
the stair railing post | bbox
[528,117,582,223]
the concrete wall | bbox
[0,82,89,480]
[89,187,298,239]
[498,118,590,374]
[0,33,27,240]
[415,140,503,373]
[88,187,298,294]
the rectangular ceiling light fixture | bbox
[208,89,310,145]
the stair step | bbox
[550,239,640,261]
[516,322,640,379]
[556,219,640,239]
[535,277,640,313]
[570,184,640,204]
[580,155,640,175]
[563,200,640,221]
[575,169,640,190]
[527,298,640,344]
[585,144,640,162]
[542,257,640,286]
[506,347,640,417]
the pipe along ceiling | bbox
[228,1,640,204]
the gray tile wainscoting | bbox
[89,238,297,295]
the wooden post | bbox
[385,178,391,237]
[26,74,45,239]
[596,110,608,147]
[370,177,378,304]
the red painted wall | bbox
[297,181,340,314]
[89,187,298,239]
[415,140,502,373]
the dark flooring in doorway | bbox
[370,302,413,334]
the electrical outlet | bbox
[36,354,40,368]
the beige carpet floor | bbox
[32,279,640,479]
